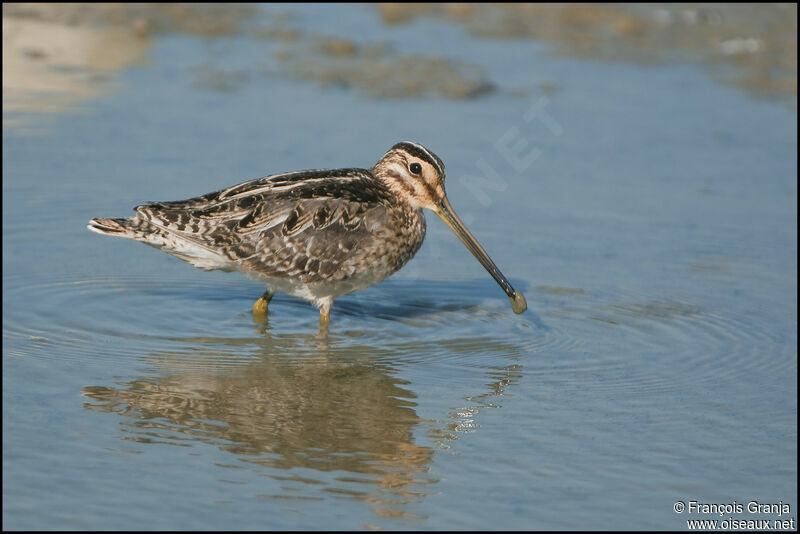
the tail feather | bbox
[87,216,234,271]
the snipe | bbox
[88,142,526,321]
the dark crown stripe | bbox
[391,142,445,176]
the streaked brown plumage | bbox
[88,142,526,321]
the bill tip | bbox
[511,291,527,314]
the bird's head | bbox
[372,141,448,211]
[372,141,527,314]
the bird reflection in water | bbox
[82,330,522,520]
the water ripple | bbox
[3,273,784,400]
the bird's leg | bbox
[253,289,274,315]
[318,297,333,323]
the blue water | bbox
[3,4,796,530]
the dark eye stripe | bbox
[392,142,445,177]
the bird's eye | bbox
[409,163,422,175]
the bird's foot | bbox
[252,290,274,315]
[253,297,269,315]
[318,297,333,324]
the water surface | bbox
[3,4,796,530]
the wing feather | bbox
[129,169,421,283]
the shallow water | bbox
[3,4,797,530]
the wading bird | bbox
[88,142,526,322]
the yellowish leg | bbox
[318,297,332,323]
[252,290,274,315]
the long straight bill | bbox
[435,197,527,314]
